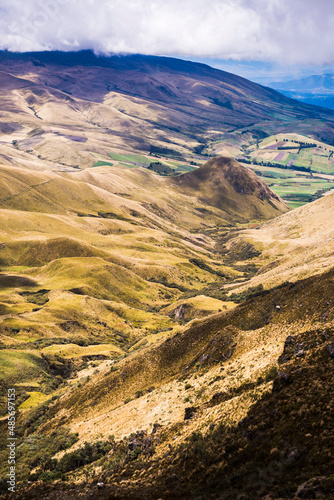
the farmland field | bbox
[91,152,199,175]
[92,160,114,167]
[249,133,334,174]
[244,163,334,208]
[108,153,152,164]
[212,131,334,207]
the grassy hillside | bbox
[1,266,332,499]
[0,157,288,417]
[222,191,334,292]
[1,50,334,177]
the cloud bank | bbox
[0,0,333,65]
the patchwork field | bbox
[209,132,334,208]
[246,166,334,208]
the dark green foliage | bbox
[134,386,155,399]
[147,276,188,292]
[264,365,278,382]
[147,162,173,175]
[28,440,112,482]
[238,156,312,172]
[129,446,141,460]
[211,98,233,110]
[19,289,50,305]
[149,145,183,158]
[229,284,265,303]
[135,389,145,398]
[53,440,112,474]
[0,425,79,488]
[97,211,130,221]
[189,258,228,278]
[182,281,228,301]
[234,263,259,278]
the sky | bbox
[1,0,334,82]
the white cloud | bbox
[0,0,333,65]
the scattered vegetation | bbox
[229,284,265,303]
[0,423,79,490]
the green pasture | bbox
[104,153,197,175]
[118,163,138,168]
[268,178,334,208]
[174,165,196,172]
[108,153,151,164]
[248,163,334,208]
[92,161,114,167]
[0,350,45,386]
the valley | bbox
[0,51,333,500]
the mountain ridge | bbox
[270,72,334,110]
[1,50,334,180]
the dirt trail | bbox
[0,179,54,203]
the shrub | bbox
[264,366,278,382]
[229,284,265,303]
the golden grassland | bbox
[0,157,288,406]
[0,159,333,411]
[224,190,334,293]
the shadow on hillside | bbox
[0,274,37,289]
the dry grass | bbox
[224,191,334,293]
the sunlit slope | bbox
[6,266,332,499]
[42,266,334,429]
[224,191,334,290]
[0,156,287,228]
[1,50,334,176]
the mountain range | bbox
[270,73,334,110]
[0,51,333,500]
[1,50,334,172]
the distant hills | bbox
[270,72,334,110]
[1,49,334,170]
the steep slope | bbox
[1,50,331,123]
[222,191,334,291]
[172,156,288,220]
[2,265,332,499]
